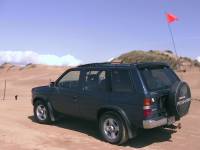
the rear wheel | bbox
[99,111,128,145]
[34,100,51,124]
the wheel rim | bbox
[36,104,47,121]
[103,118,120,140]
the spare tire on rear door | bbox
[167,81,191,119]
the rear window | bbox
[139,67,179,91]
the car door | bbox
[78,69,109,120]
[109,68,143,125]
[50,69,82,117]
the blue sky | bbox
[0,0,199,64]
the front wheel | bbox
[99,112,128,145]
[34,100,51,124]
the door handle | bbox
[72,96,78,102]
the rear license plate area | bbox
[167,116,175,125]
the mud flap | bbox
[47,102,56,122]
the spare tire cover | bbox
[167,81,191,118]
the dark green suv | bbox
[32,62,191,144]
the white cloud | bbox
[197,57,200,62]
[0,51,82,66]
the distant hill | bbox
[0,50,199,71]
[113,50,200,70]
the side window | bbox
[111,70,132,92]
[57,71,80,89]
[84,70,106,92]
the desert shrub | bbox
[115,50,200,71]
[117,50,178,69]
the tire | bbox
[167,81,191,118]
[34,100,51,124]
[99,111,128,145]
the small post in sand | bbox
[15,95,18,100]
[2,80,6,100]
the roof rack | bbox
[78,62,111,67]
[78,59,125,68]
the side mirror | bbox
[49,82,55,87]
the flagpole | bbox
[167,22,178,59]
[165,12,181,71]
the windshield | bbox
[139,67,179,91]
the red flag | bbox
[166,13,178,24]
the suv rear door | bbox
[138,65,180,117]
[78,69,109,120]
[109,68,144,126]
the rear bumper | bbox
[143,117,168,129]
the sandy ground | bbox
[0,64,200,150]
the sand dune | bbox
[0,64,200,150]
[0,64,68,100]
[0,64,199,100]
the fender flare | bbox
[97,106,137,139]
[33,96,56,122]
[32,95,49,105]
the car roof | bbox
[75,62,169,69]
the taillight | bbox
[143,109,152,117]
[143,98,152,117]
[144,98,152,106]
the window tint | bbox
[58,71,80,89]
[140,67,179,91]
[111,70,132,92]
[84,70,106,92]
